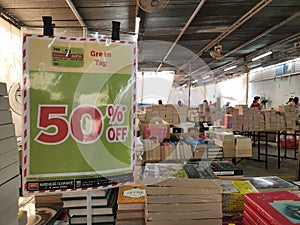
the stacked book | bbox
[243,190,300,225]
[116,184,146,225]
[143,162,222,225]
[206,142,223,159]
[234,135,252,158]
[62,188,118,225]
[214,131,235,158]
[208,161,243,180]
[0,82,20,225]
[221,180,258,213]
[244,176,299,192]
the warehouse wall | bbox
[248,57,300,109]
[0,17,22,136]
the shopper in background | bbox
[250,96,261,109]
[286,97,294,106]
[291,97,300,108]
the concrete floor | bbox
[237,142,298,182]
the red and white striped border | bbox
[22,34,137,194]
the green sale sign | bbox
[22,34,136,193]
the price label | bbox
[35,104,129,145]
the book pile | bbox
[62,188,118,225]
[206,142,223,159]
[245,176,299,192]
[243,190,300,225]
[116,185,146,225]
[221,180,258,214]
[191,142,207,159]
[133,136,144,182]
[234,135,252,158]
[143,163,222,225]
[143,139,161,161]
[221,180,258,225]
[0,82,20,225]
[208,161,243,180]
[214,131,235,158]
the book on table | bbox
[244,190,300,225]
[117,185,146,211]
[68,214,115,225]
[64,187,118,216]
[244,176,299,192]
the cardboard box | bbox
[140,119,170,140]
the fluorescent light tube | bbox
[252,51,272,61]
[224,65,237,72]
[202,75,210,79]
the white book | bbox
[0,148,19,170]
[69,215,115,224]
[62,189,106,198]
[63,198,108,208]
[0,136,18,154]
[0,110,12,125]
[0,124,15,140]
[0,162,19,185]
[0,82,8,96]
[68,207,113,216]
[0,96,10,110]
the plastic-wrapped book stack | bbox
[0,82,20,225]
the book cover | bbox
[269,200,300,224]
[117,185,145,211]
[245,176,299,192]
[143,163,188,179]
[244,190,300,225]
[243,203,271,225]
[230,180,259,195]
[209,161,243,176]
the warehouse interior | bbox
[1,0,300,225]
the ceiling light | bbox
[191,80,198,83]
[251,51,272,61]
[202,75,210,79]
[224,65,237,72]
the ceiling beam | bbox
[155,0,207,72]
[176,0,273,74]
[65,0,87,37]
[189,10,300,77]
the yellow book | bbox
[231,180,259,195]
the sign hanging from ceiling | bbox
[22,34,136,194]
